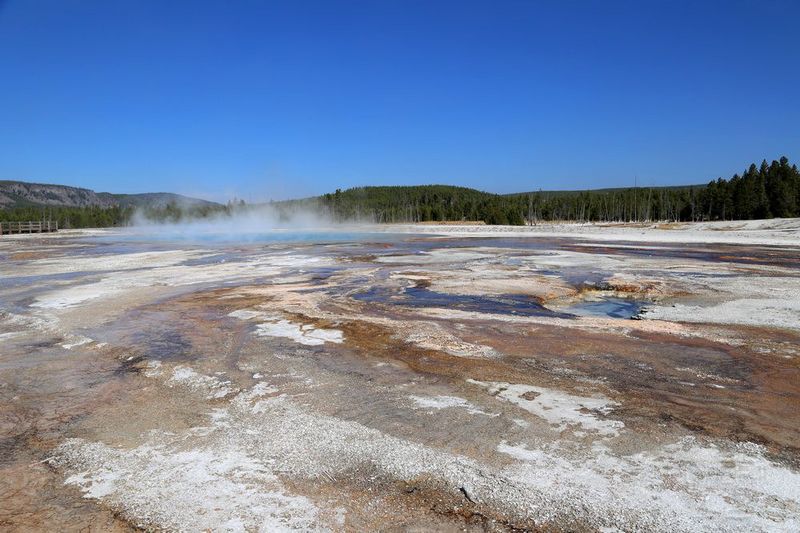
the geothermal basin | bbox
[1,220,800,532]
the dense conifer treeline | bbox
[275,185,527,225]
[0,203,224,228]
[275,156,799,224]
[1,157,797,227]
[0,205,134,228]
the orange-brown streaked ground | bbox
[1,223,799,532]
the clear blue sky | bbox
[1,1,798,201]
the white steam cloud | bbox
[126,202,374,243]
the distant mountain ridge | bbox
[0,180,219,209]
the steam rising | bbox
[127,202,374,243]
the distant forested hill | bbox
[101,192,219,209]
[2,156,797,228]
[271,156,799,225]
[0,181,218,210]
[0,181,118,209]
[274,184,525,224]
[0,181,221,228]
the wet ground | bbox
[1,226,800,532]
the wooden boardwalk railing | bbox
[0,221,59,235]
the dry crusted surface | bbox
[1,224,800,532]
